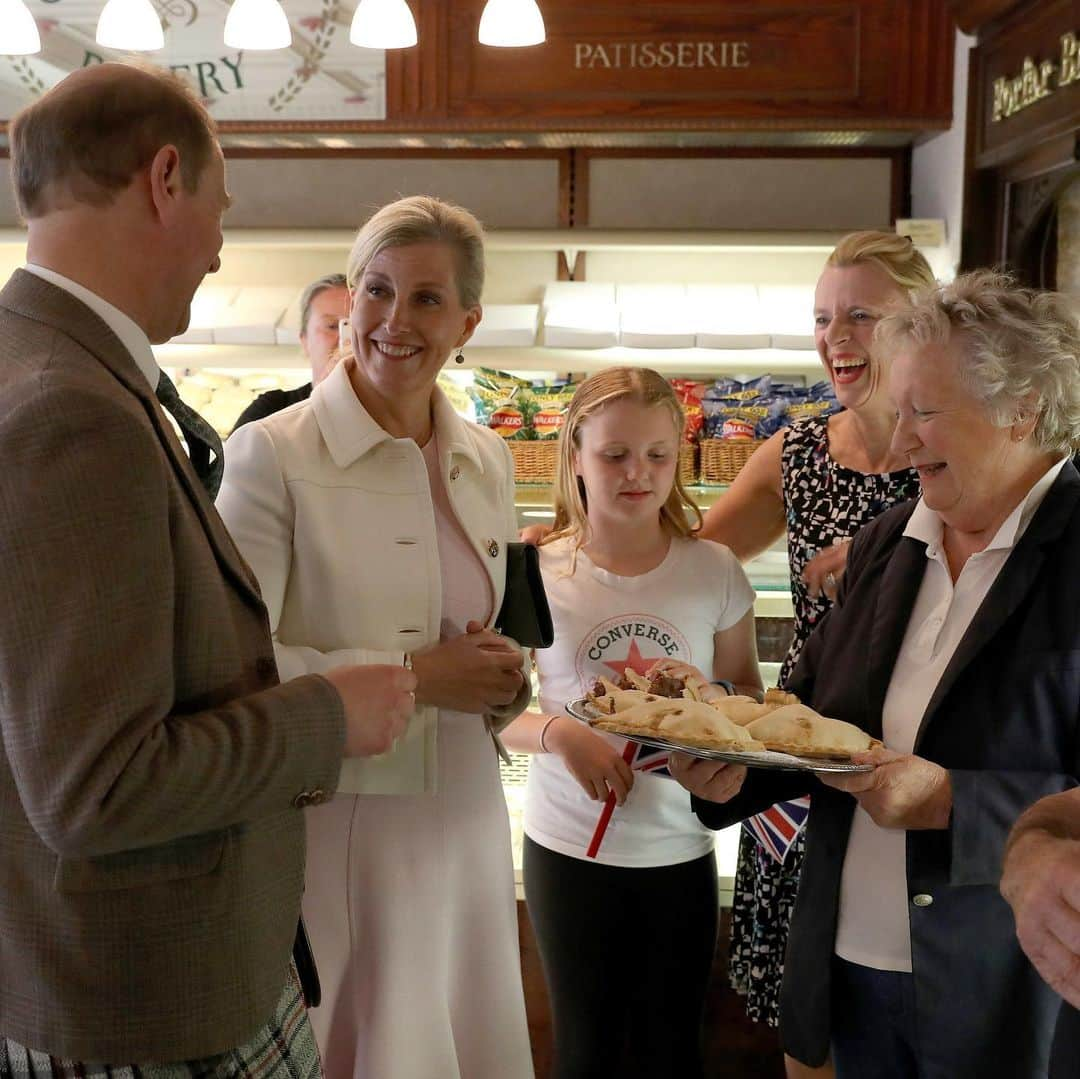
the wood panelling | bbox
[224,0,955,137]
[948,0,1027,33]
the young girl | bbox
[502,367,761,1079]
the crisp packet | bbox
[470,368,537,440]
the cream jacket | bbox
[217,361,530,794]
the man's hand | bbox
[410,623,525,713]
[1002,829,1080,1009]
[323,664,417,757]
[817,746,952,830]
[668,752,747,803]
[545,717,634,805]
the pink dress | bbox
[301,435,534,1079]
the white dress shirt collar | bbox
[24,263,160,390]
[903,455,1071,557]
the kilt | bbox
[0,966,320,1079]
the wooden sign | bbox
[972,0,1080,168]
[419,0,954,131]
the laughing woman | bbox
[216,196,534,1079]
[676,271,1080,1078]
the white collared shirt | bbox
[835,455,1070,972]
[24,263,160,389]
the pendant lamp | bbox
[478,0,545,47]
[224,0,291,50]
[0,0,40,54]
[95,0,164,51]
[350,0,416,49]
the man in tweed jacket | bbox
[0,62,415,1072]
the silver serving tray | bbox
[565,698,873,774]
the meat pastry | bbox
[589,697,764,752]
[744,704,881,760]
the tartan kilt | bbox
[0,965,321,1079]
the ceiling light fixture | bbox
[95,0,164,51]
[350,0,417,49]
[0,0,40,54]
[223,0,292,50]
[478,0,545,48]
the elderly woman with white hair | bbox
[674,270,1080,1079]
[216,196,534,1079]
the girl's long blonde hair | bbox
[543,367,702,553]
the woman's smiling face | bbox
[813,262,906,412]
[349,240,480,401]
[889,337,1037,532]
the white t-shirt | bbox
[524,534,755,867]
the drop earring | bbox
[454,351,465,365]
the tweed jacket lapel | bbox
[913,465,1080,751]
[0,270,262,606]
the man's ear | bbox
[148,145,183,222]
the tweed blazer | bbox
[217,360,531,796]
[0,270,346,1063]
[695,463,1080,1075]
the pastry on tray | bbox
[743,704,882,760]
[584,667,879,761]
[589,697,765,752]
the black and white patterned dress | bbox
[728,415,920,1026]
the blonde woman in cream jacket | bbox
[216,196,534,1079]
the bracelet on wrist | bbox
[711,679,736,696]
[539,715,559,752]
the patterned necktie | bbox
[155,370,224,499]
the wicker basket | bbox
[699,438,764,484]
[678,443,697,486]
[509,440,559,484]
[512,440,698,486]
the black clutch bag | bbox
[495,541,554,648]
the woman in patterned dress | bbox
[699,231,935,1079]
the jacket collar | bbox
[913,462,1080,749]
[311,360,484,472]
[0,269,264,607]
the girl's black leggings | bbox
[523,835,719,1079]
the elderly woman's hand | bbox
[802,538,852,601]
[817,746,952,829]
[1001,828,1080,1010]
[411,625,525,714]
[668,752,747,803]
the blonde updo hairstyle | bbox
[544,366,702,553]
[345,194,485,308]
[876,269,1080,456]
[826,230,937,294]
